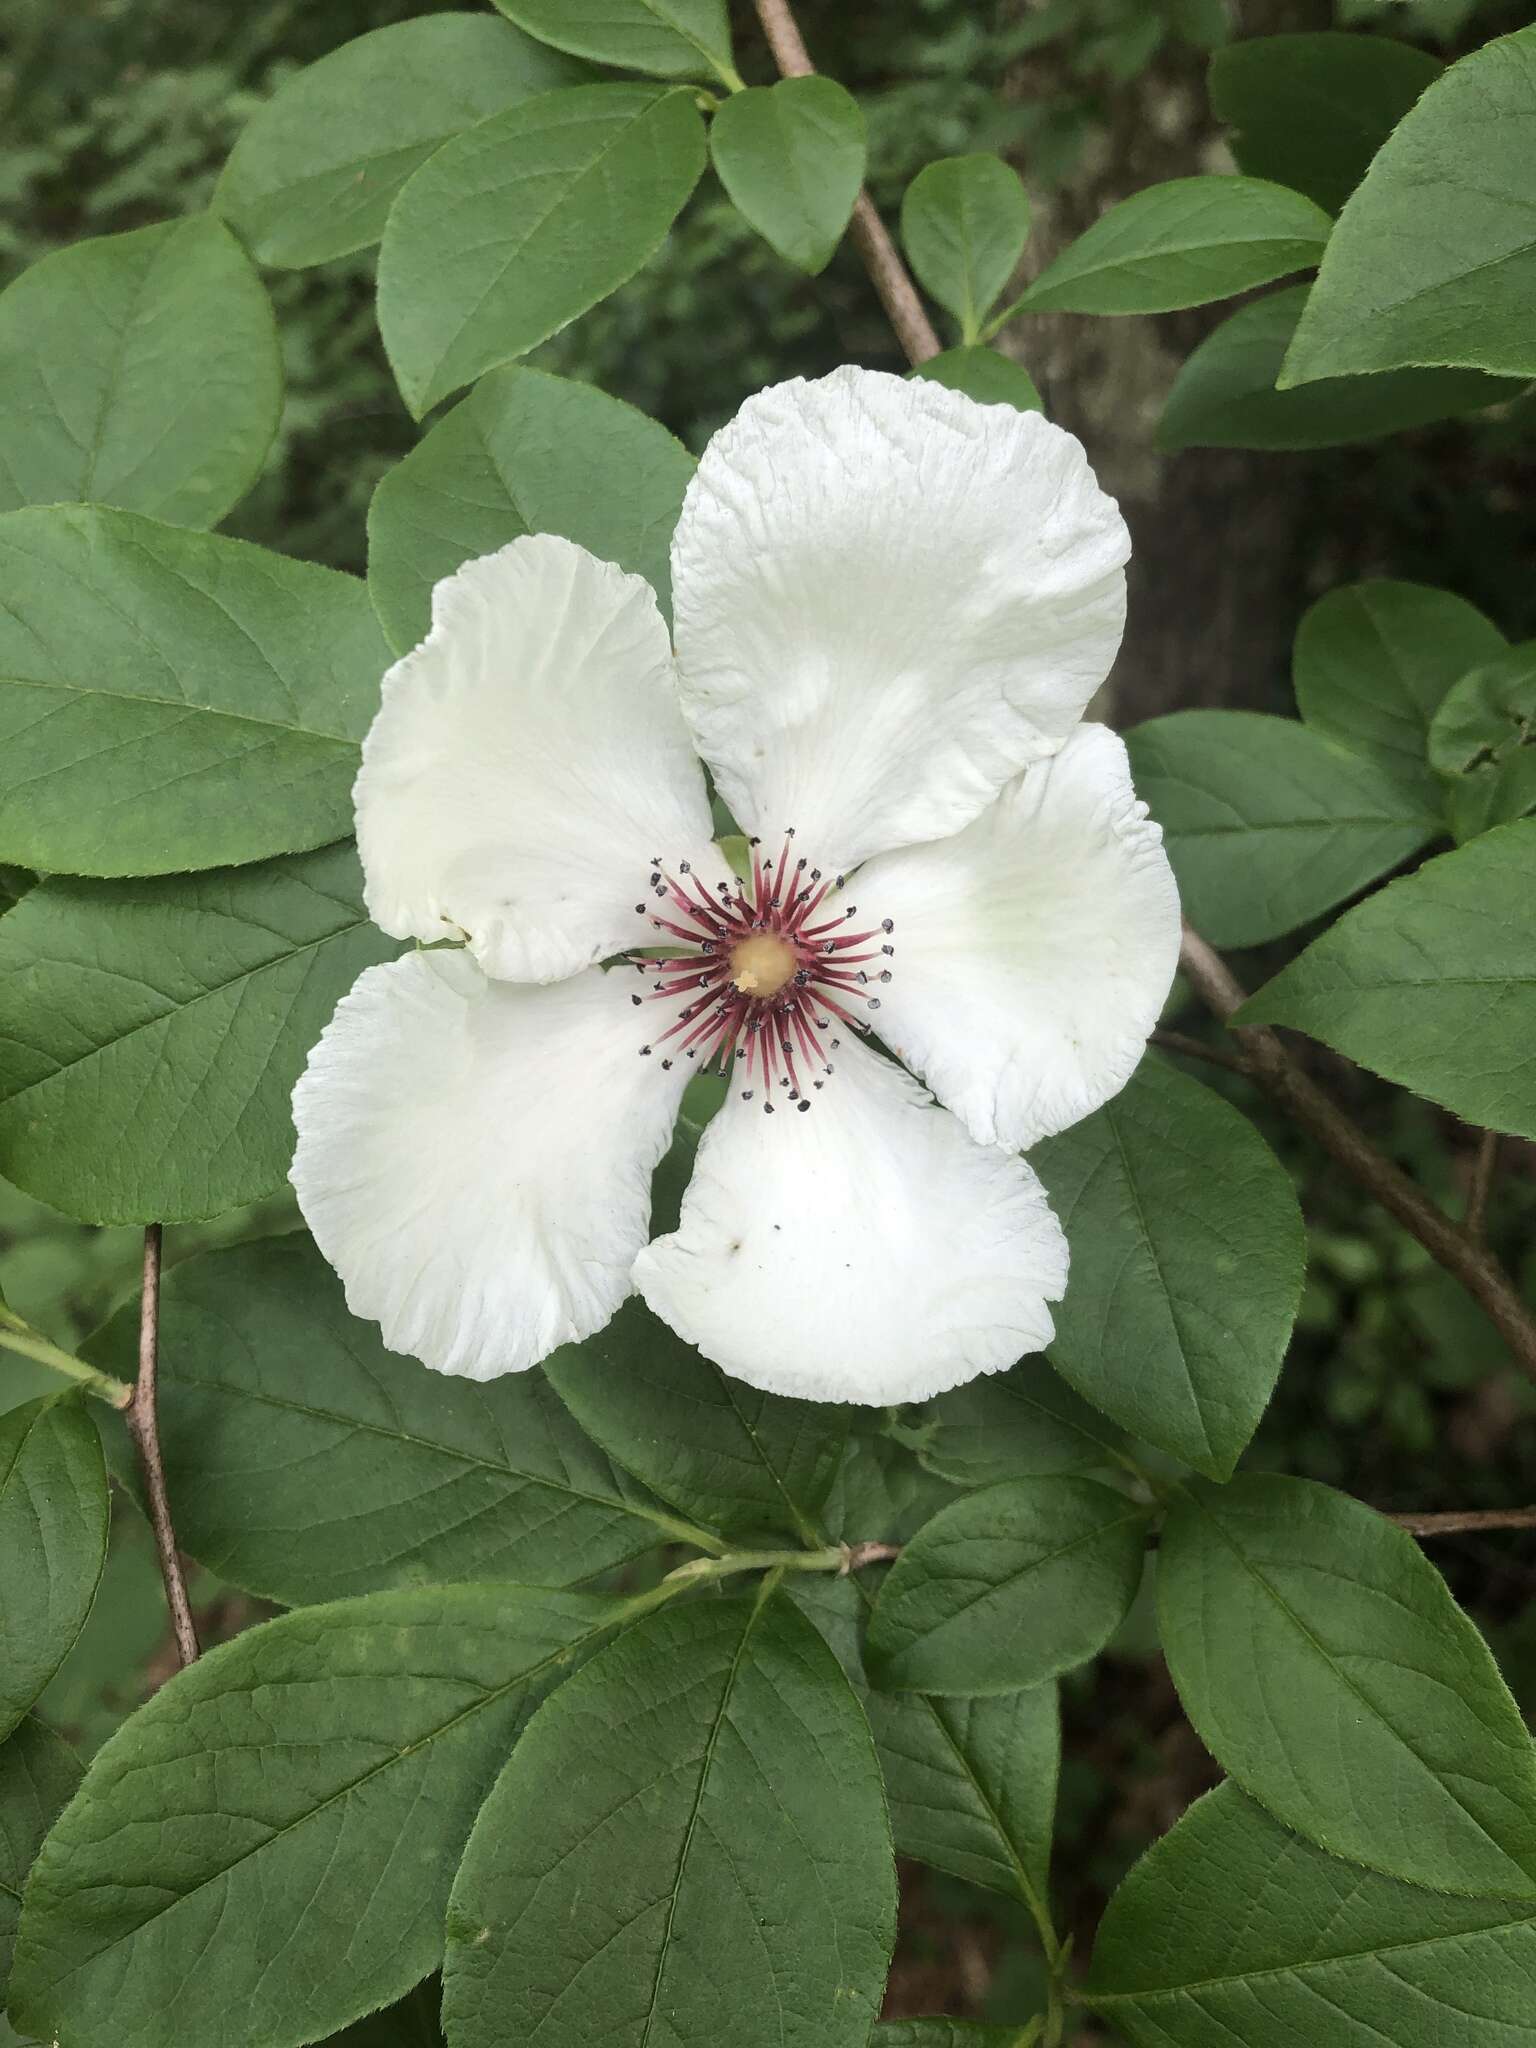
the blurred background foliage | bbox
[2,0,1534,2032]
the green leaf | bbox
[0,216,280,527]
[1158,1475,1536,1895]
[908,346,1043,413]
[1125,709,1439,947]
[322,1981,444,2047]
[0,841,395,1225]
[1294,579,1506,797]
[366,365,694,654]
[864,1477,1147,1696]
[0,1395,108,1743]
[442,1593,895,2048]
[912,1355,1123,1487]
[875,2029,1027,2048]
[546,1298,848,1545]
[82,1233,698,1605]
[1209,32,1443,216]
[901,155,1031,339]
[709,77,865,275]
[9,1585,629,2048]
[1283,26,1536,385]
[1430,643,1536,842]
[378,84,707,418]
[1031,1056,1304,1480]
[215,15,587,269]
[0,1718,80,1989]
[0,505,389,877]
[1239,823,1536,1139]
[821,1425,957,1546]
[1088,1780,1536,2045]
[491,0,736,84]
[1158,285,1512,451]
[1007,175,1328,317]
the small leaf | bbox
[1125,709,1438,947]
[546,1297,848,1544]
[9,1587,629,2048]
[82,1233,694,1604]
[366,365,694,654]
[1239,822,1536,1139]
[0,505,389,877]
[441,1594,895,2048]
[865,1476,1147,1696]
[1283,26,1536,385]
[1031,1056,1304,1480]
[1159,1475,1536,1895]
[709,77,865,275]
[1429,643,1536,842]
[0,216,280,526]
[1294,579,1505,796]
[908,346,1043,413]
[1008,175,1328,316]
[1209,31,1443,215]
[491,0,736,84]
[1158,285,1512,451]
[1088,1779,1536,2046]
[913,1355,1122,1487]
[0,842,395,1225]
[378,83,707,418]
[901,155,1031,339]
[0,1395,108,1743]
[215,14,587,269]
[0,1718,81,1989]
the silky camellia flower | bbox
[291,366,1180,1404]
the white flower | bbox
[290,366,1180,1406]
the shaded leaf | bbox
[912,1355,1122,1487]
[0,1395,108,1743]
[901,155,1030,338]
[491,0,736,83]
[0,1720,81,1986]
[1430,642,1536,842]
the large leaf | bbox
[1283,26,1536,385]
[83,1234,700,1605]
[1294,578,1505,797]
[901,154,1030,339]
[1125,708,1439,946]
[1159,285,1513,451]
[215,14,586,269]
[1088,1780,1536,2046]
[0,1718,80,1990]
[9,1586,629,2048]
[378,84,707,418]
[491,0,736,83]
[0,1394,108,1742]
[911,1355,1123,1487]
[1008,175,1328,316]
[864,1477,1147,1696]
[0,216,280,526]
[366,364,694,653]
[1159,1475,1536,1895]
[0,505,388,876]
[1031,1056,1304,1479]
[1209,32,1443,216]
[1430,643,1536,843]
[1240,822,1536,1139]
[546,1297,848,1544]
[0,841,395,1224]
[443,1591,894,2047]
[710,77,865,276]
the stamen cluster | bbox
[631,833,894,1112]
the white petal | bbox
[356,536,722,984]
[670,366,1129,872]
[291,951,682,1379]
[633,1038,1067,1405]
[861,725,1181,1152]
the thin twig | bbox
[126,1226,199,1669]
[1150,1028,1251,1077]
[752,0,943,367]
[1466,1129,1502,1244]
[0,1306,133,1408]
[1387,1506,1536,1537]
[1178,923,1536,1382]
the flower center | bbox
[628,832,894,1113]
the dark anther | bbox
[680,861,691,873]
[631,994,642,1006]
[786,825,796,837]
[867,997,882,1010]
[661,1058,673,1070]
[879,969,892,983]
[742,1089,755,1101]
[797,1099,811,1112]
[634,902,646,913]
[639,1045,652,1056]
[881,944,894,957]
[811,868,822,881]
[813,1079,824,1090]
[749,835,762,846]
[649,871,661,886]
[881,918,894,933]
[794,969,809,986]
[796,857,807,870]
[816,1017,830,1029]
[857,972,868,985]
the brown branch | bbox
[126,1226,199,1669]
[840,1540,902,1572]
[1150,1028,1251,1077]
[1466,1130,1502,1244]
[752,0,943,367]
[1387,1506,1536,1537]
[1179,922,1536,1382]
